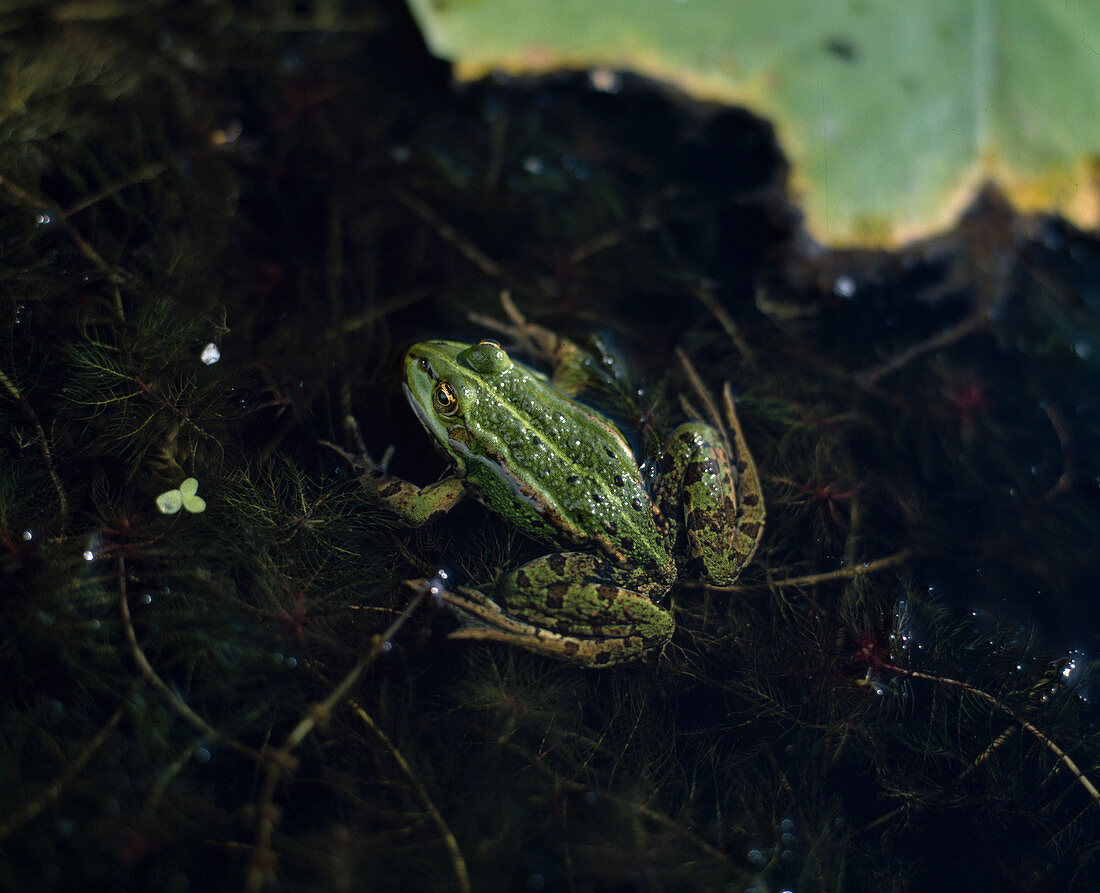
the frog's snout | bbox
[400,344,443,432]
[400,346,422,383]
[402,340,456,386]
[401,348,427,396]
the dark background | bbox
[1,1,1098,890]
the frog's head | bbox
[401,339,514,476]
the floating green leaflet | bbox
[406,0,1100,245]
[156,477,207,514]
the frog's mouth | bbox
[401,379,441,437]
[400,348,438,425]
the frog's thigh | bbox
[446,552,673,666]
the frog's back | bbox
[410,340,672,579]
[475,364,667,563]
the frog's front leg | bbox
[324,439,468,527]
[439,552,674,667]
[366,472,467,527]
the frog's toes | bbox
[467,291,577,371]
[320,438,393,476]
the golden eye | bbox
[433,381,459,416]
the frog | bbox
[362,333,764,667]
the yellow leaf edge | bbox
[455,53,1100,247]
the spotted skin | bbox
[443,552,674,667]
[656,416,765,584]
[364,338,765,667]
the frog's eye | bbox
[433,381,460,416]
[458,341,512,375]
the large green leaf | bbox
[406,0,1100,245]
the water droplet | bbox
[834,275,856,299]
[200,342,221,365]
[588,68,622,93]
[209,121,243,147]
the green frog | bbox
[366,335,764,667]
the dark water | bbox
[1,1,1097,890]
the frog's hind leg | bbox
[440,552,673,667]
[721,382,765,573]
[661,357,765,584]
[674,349,765,577]
[443,590,658,667]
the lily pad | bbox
[406,0,1100,245]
